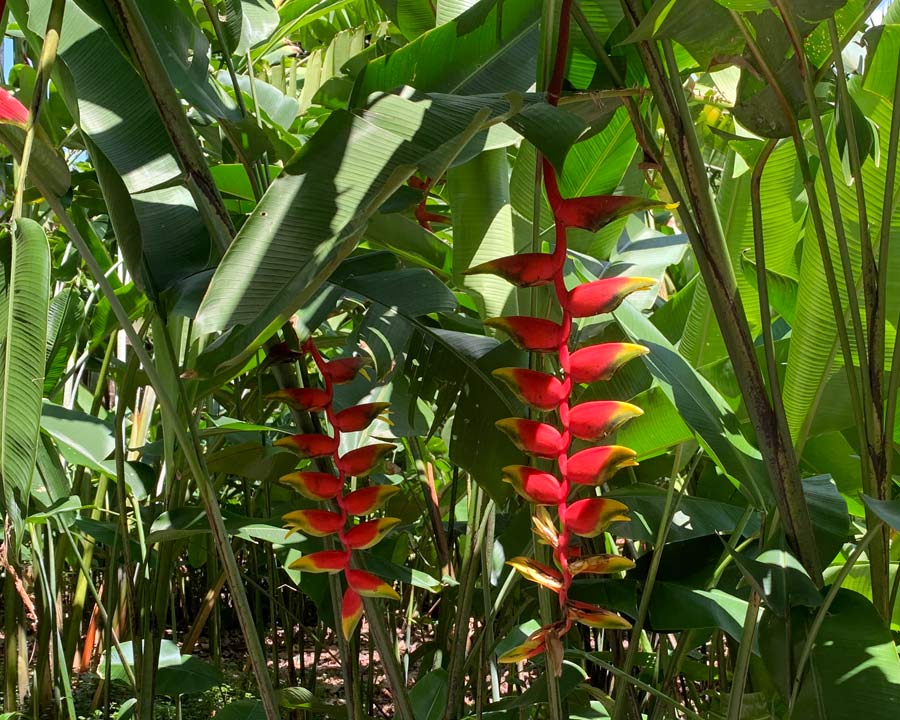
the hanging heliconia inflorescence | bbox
[270,338,401,640]
[474,0,665,671]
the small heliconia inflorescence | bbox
[269,338,401,640]
[472,0,664,673]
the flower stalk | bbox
[474,0,657,672]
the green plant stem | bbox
[621,0,821,582]
[612,445,686,720]
[788,522,884,713]
[726,592,761,720]
[41,194,280,720]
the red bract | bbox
[282,509,344,537]
[484,316,564,353]
[465,253,563,287]
[565,498,630,537]
[274,433,339,458]
[0,88,28,125]
[552,194,666,232]
[288,550,349,573]
[343,485,400,515]
[266,387,331,412]
[337,443,394,476]
[492,368,566,411]
[495,418,564,457]
[343,518,400,550]
[568,554,635,576]
[323,356,371,384]
[567,600,632,630]
[568,401,643,441]
[569,343,648,384]
[498,626,549,663]
[341,587,363,640]
[334,402,391,432]
[566,277,656,318]
[346,569,400,600]
[279,471,342,500]
[502,465,563,505]
[567,446,638,485]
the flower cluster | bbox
[472,0,658,670]
[270,338,400,640]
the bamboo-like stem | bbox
[38,194,280,720]
[726,592,761,720]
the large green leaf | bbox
[44,288,85,394]
[449,148,519,318]
[22,0,212,298]
[614,300,771,506]
[783,31,900,438]
[649,583,755,644]
[195,91,527,368]
[0,219,51,526]
[409,669,449,720]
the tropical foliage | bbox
[0,0,899,719]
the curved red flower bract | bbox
[334,402,391,432]
[568,554,635,576]
[342,485,400,515]
[0,88,28,125]
[495,418,564,458]
[465,253,563,287]
[567,446,638,485]
[266,387,331,412]
[346,569,400,600]
[568,401,643,441]
[323,356,371,384]
[553,194,667,232]
[274,433,339,458]
[566,277,656,318]
[288,550,349,573]
[565,498,630,538]
[343,518,400,550]
[484,316,564,353]
[279,471,342,500]
[282,509,344,537]
[567,600,633,630]
[502,465,562,505]
[337,443,395,477]
[497,627,548,663]
[569,343,649,384]
[341,587,363,640]
[492,368,566,411]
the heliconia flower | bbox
[484,316,564,353]
[567,600,632,630]
[345,569,401,600]
[495,418,565,458]
[497,627,548,664]
[531,506,559,547]
[568,554,636,576]
[464,253,563,288]
[0,88,29,125]
[266,387,331,412]
[323,356,372,384]
[275,433,339,458]
[341,587,363,640]
[569,401,643,441]
[567,446,638,485]
[288,550,349,573]
[279,471,343,501]
[342,485,401,515]
[552,194,669,233]
[492,368,566,411]
[337,443,395,476]
[343,518,400,550]
[333,402,391,432]
[506,557,563,592]
[282,509,344,537]
[501,465,563,505]
[569,343,649,384]
[565,497,630,538]
[566,277,656,318]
